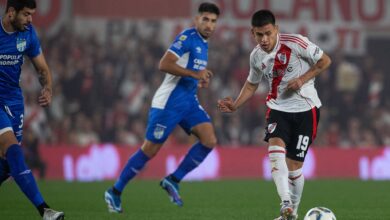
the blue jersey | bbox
[151,27,208,109]
[145,27,211,143]
[0,23,41,105]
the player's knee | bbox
[268,145,286,159]
[141,141,162,158]
[286,159,303,171]
[200,136,217,148]
[0,131,19,156]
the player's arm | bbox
[218,80,259,113]
[287,52,331,90]
[286,35,332,90]
[30,53,53,107]
[159,51,212,81]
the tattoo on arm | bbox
[38,73,47,86]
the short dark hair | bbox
[198,2,220,16]
[6,0,36,12]
[251,9,275,27]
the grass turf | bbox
[0,179,389,219]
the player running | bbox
[0,0,64,219]
[104,2,220,213]
[218,10,331,220]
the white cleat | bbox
[43,208,65,220]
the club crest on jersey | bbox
[196,47,202,54]
[267,123,277,134]
[16,38,27,52]
[277,52,287,64]
[153,124,166,140]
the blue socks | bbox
[5,144,44,207]
[114,149,150,193]
[113,143,212,192]
[171,142,212,182]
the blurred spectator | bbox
[20,22,389,148]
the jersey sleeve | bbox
[247,49,263,84]
[167,32,191,58]
[25,26,42,58]
[292,34,323,65]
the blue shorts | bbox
[145,100,211,143]
[0,104,24,143]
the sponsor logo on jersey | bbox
[267,122,277,134]
[272,69,285,77]
[277,52,287,64]
[16,38,27,52]
[153,124,166,140]
[194,59,207,65]
[287,66,293,72]
[172,41,182,50]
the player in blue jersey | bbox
[0,1,64,219]
[104,2,220,213]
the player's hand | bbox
[198,69,213,81]
[217,97,236,113]
[197,69,213,88]
[38,87,52,107]
[287,77,304,90]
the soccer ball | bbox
[303,207,336,220]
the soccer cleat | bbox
[42,208,65,220]
[160,177,183,207]
[279,200,294,219]
[104,188,123,213]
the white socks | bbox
[289,168,304,215]
[268,145,290,202]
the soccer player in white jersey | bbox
[218,10,331,220]
[104,2,220,213]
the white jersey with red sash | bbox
[248,33,324,113]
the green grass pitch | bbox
[0,179,389,219]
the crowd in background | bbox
[20,23,390,149]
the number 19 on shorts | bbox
[296,135,309,151]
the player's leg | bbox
[161,103,216,206]
[113,140,160,193]
[160,122,216,207]
[0,131,62,218]
[169,122,216,182]
[0,106,64,219]
[105,140,160,213]
[286,158,303,219]
[265,109,293,219]
[105,107,179,212]
[269,137,293,218]
[286,107,320,218]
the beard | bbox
[11,19,27,32]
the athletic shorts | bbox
[145,99,211,143]
[264,107,320,162]
[0,104,24,143]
